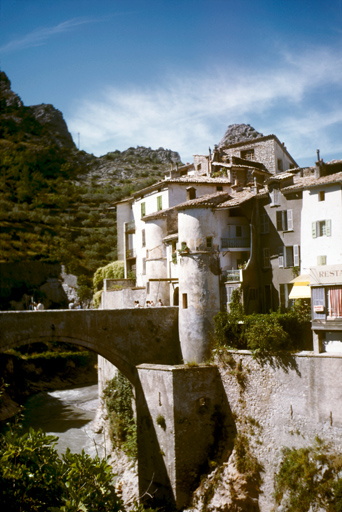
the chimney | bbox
[315,149,325,178]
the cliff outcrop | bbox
[218,124,263,148]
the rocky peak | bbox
[0,71,75,150]
[218,124,263,148]
[0,71,23,110]
[28,103,75,149]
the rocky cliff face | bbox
[28,103,76,149]
[0,71,76,150]
[218,124,263,148]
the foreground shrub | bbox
[274,436,342,512]
[0,425,123,511]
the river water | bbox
[22,384,106,458]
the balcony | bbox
[222,269,243,282]
[221,237,250,250]
[126,248,136,259]
[125,221,135,233]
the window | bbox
[279,284,292,309]
[277,159,283,172]
[197,163,202,171]
[319,191,325,201]
[276,210,293,231]
[187,187,196,200]
[263,248,270,268]
[312,219,331,238]
[328,287,342,318]
[157,195,163,211]
[206,237,213,248]
[270,188,280,206]
[216,185,223,191]
[279,245,300,268]
[260,213,269,234]
[317,255,327,265]
[182,293,188,309]
[142,229,146,247]
[241,149,254,160]
[141,202,146,218]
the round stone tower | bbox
[177,208,221,363]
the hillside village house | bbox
[102,133,342,357]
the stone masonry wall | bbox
[214,351,342,512]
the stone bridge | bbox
[0,307,230,509]
[0,308,182,383]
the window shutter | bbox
[317,255,327,265]
[312,221,317,238]
[279,246,284,268]
[157,196,162,211]
[273,188,279,205]
[326,219,331,236]
[141,202,146,217]
[286,246,294,267]
[293,245,300,266]
[287,209,293,230]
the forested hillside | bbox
[0,71,181,288]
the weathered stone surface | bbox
[185,351,342,512]
[218,124,263,148]
[136,364,234,509]
[0,308,181,383]
[28,103,75,149]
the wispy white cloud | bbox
[68,46,342,163]
[0,17,100,54]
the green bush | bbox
[214,292,311,354]
[103,372,137,458]
[93,260,125,291]
[244,314,290,354]
[0,425,123,511]
[274,436,342,512]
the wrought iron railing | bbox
[221,237,250,249]
[222,269,242,282]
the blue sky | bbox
[1,0,341,166]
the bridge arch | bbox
[0,308,182,385]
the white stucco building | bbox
[107,134,342,357]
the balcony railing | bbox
[222,269,242,282]
[221,237,250,249]
[126,248,136,259]
[125,221,135,233]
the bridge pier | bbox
[136,364,235,510]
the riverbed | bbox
[22,384,106,458]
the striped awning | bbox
[289,274,311,299]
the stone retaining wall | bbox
[216,351,342,512]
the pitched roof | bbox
[132,176,232,198]
[282,170,342,193]
[176,191,231,210]
[216,189,255,208]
